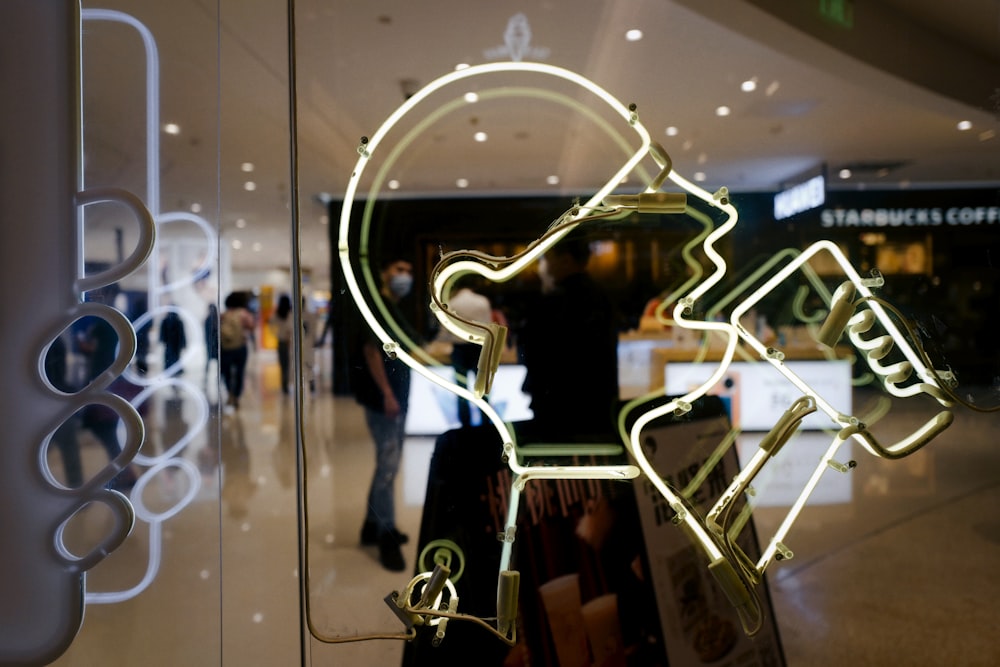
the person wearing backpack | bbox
[219,292,255,409]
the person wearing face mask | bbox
[349,256,415,571]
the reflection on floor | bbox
[44,348,1000,666]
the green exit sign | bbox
[819,0,854,28]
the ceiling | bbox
[74,0,1000,288]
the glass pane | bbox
[3,2,998,666]
[30,0,226,663]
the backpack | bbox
[219,310,245,350]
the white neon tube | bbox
[756,427,857,573]
[339,61,649,478]
[338,61,654,600]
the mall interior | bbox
[1,1,999,665]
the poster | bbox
[403,398,784,666]
[402,422,667,666]
[632,411,785,667]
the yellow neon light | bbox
[337,59,960,644]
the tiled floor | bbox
[38,348,1000,666]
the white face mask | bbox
[388,273,413,299]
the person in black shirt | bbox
[350,256,415,571]
[519,234,620,439]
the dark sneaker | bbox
[361,521,409,546]
[387,528,409,545]
[360,520,378,545]
[378,535,406,572]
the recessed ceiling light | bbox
[241,162,254,172]
[252,242,262,252]
[697,152,708,165]
[694,172,706,182]
[682,140,694,151]
[232,239,243,249]
[163,123,181,135]
[546,175,560,185]
[455,63,470,71]
[956,120,972,131]
[474,131,488,142]
[715,106,731,117]
[456,178,469,188]
[464,92,479,103]
[388,179,400,190]
[741,78,757,92]
[190,202,202,213]
[839,168,852,179]
[235,218,247,228]
[244,181,257,191]
[665,126,679,137]
[625,29,643,42]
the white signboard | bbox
[737,431,853,506]
[665,360,852,431]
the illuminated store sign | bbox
[821,205,1000,227]
[774,174,825,220]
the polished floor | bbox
[39,346,1000,666]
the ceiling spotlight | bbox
[388,179,400,190]
[693,172,707,182]
[464,92,479,103]
[163,123,181,135]
[235,218,247,228]
[838,168,852,179]
[241,162,255,172]
[741,78,757,92]
[956,120,972,131]
[474,131,488,142]
[456,178,469,188]
[243,181,257,191]
[546,175,560,185]
[190,202,202,213]
[665,126,679,137]
[715,105,731,117]
[232,239,243,250]
[625,29,643,42]
[252,242,262,252]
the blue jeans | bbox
[364,406,406,535]
[220,346,248,399]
